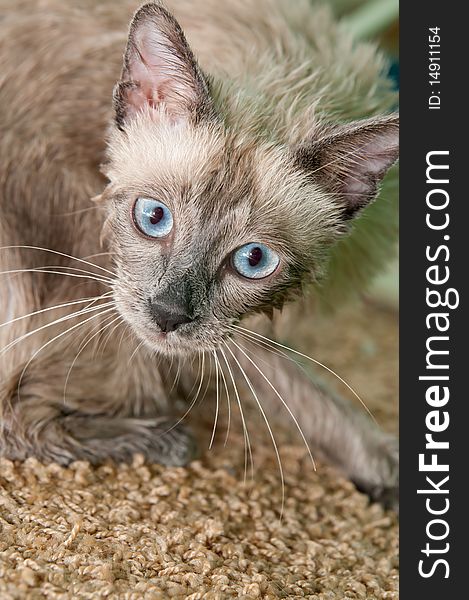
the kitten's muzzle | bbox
[148,300,194,333]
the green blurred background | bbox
[334,0,399,309]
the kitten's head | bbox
[102,2,399,356]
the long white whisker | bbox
[184,351,202,399]
[232,324,377,425]
[97,315,125,357]
[209,350,220,449]
[199,351,213,406]
[0,292,113,331]
[63,313,120,404]
[127,339,144,367]
[162,351,205,435]
[230,338,316,471]
[0,268,112,286]
[216,349,232,448]
[0,300,115,358]
[168,356,182,396]
[224,341,285,520]
[0,245,116,277]
[117,323,132,356]
[27,264,114,282]
[219,344,253,483]
[16,307,116,403]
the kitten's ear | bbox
[114,2,214,128]
[294,115,399,219]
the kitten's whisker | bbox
[63,313,120,404]
[209,351,220,450]
[183,351,203,400]
[17,307,116,404]
[232,324,377,425]
[228,326,294,366]
[117,321,131,356]
[215,349,232,448]
[84,252,116,260]
[32,264,114,283]
[230,338,316,471]
[0,245,116,277]
[96,315,125,357]
[224,341,285,520]
[0,292,113,331]
[168,356,182,396]
[200,351,213,405]
[127,339,144,367]
[162,351,205,436]
[0,300,115,357]
[0,268,112,286]
[118,327,136,356]
[52,206,102,217]
[219,344,253,484]
[229,326,324,389]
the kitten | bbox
[0,0,398,509]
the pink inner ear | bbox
[125,86,150,119]
[337,126,398,211]
[125,22,196,120]
[344,130,398,181]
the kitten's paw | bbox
[63,414,198,467]
[353,435,399,513]
[142,418,199,467]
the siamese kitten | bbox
[0,0,399,509]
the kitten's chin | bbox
[130,322,212,357]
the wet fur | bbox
[0,1,398,508]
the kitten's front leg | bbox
[0,356,197,466]
[230,342,399,510]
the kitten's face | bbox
[106,120,338,355]
[102,2,399,357]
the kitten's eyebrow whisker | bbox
[52,206,102,217]
[0,245,116,277]
[230,338,316,471]
[232,324,377,425]
[0,292,113,331]
[224,341,285,521]
[219,343,253,484]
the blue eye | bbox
[232,243,280,279]
[133,197,173,238]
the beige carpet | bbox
[0,302,398,599]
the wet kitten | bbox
[0,1,398,508]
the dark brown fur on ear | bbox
[294,114,399,219]
[114,2,215,129]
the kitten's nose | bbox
[149,301,193,333]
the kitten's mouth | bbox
[131,321,214,356]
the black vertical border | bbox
[400,2,467,597]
